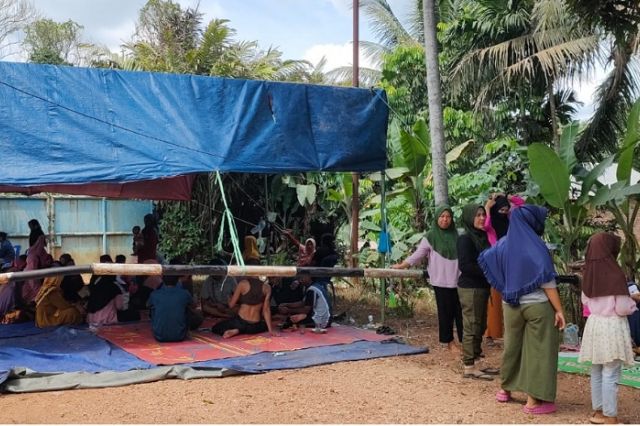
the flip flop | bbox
[522,402,556,415]
[495,390,511,403]
[462,371,494,381]
[481,367,500,375]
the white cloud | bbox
[571,63,610,121]
[303,42,377,72]
[324,0,351,16]
[176,0,226,21]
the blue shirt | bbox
[148,285,192,342]
[0,239,14,263]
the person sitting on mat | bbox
[211,258,275,339]
[280,272,332,332]
[148,274,195,342]
[201,257,238,318]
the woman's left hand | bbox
[554,311,566,330]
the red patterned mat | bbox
[97,320,390,365]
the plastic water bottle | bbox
[563,323,580,347]
[388,289,398,308]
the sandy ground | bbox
[1,287,639,424]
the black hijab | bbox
[490,196,511,239]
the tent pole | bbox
[380,169,387,325]
[264,175,270,264]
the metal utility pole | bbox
[350,0,360,271]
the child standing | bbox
[131,226,143,256]
[579,232,638,424]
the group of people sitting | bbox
[0,220,339,348]
[393,194,640,422]
[201,234,336,340]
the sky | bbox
[27,0,400,70]
[23,0,600,118]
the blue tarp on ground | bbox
[0,323,426,392]
[0,62,388,185]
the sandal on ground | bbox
[481,367,500,375]
[522,402,556,415]
[495,390,512,403]
[462,370,493,381]
[376,325,396,335]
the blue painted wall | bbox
[0,194,153,265]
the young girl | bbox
[579,232,638,424]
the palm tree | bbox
[565,0,640,159]
[423,0,449,204]
[327,0,425,86]
[446,0,639,158]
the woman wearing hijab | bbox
[22,219,51,304]
[579,232,638,424]
[483,194,526,343]
[283,230,316,266]
[137,214,159,264]
[456,204,498,380]
[242,235,261,264]
[392,205,462,351]
[35,269,84,327]
[87,255,124,327]
[479,205,565,415]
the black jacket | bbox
[456,234,490,289]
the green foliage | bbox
[23,18,83,65]
[124,0,307,81]
[158,202,206,263]
[381,44,428,127]
[527,143,571,209]
[616,99,640,183]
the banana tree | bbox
[528,99,640,277]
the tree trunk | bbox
[548,80,560,151]
[422,0,448,206]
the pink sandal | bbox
[496,390,511,403]
[523,402,556,415]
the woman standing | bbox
[22,219,50,304]
[479,205,565,415]
[484,194,525,343]
[579,232,638,424]
[456,204,498,379]
[392,205,462,352]
[283,230,316,266]
[137,214,158,264]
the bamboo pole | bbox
[0,264,579,286]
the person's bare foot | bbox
[525,395,539,409]
[222,329,240,339]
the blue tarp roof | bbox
[0,62,388,185]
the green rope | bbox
[215,213,225,253]
[215,171,244,268]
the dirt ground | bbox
[1,284,639,424]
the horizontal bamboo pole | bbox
[0,263,579,286]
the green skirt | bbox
[501,301,560,402]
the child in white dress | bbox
[579,232,638,424]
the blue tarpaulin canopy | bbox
[0,62,388,189]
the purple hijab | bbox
[478,205,557,306]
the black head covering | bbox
[490,196,511,239]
